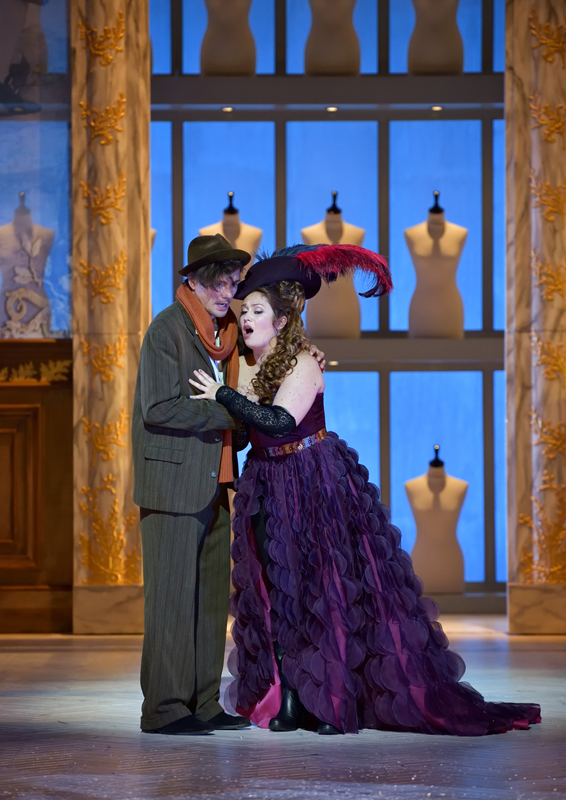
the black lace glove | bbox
[233,421,250,452]
[216,386,296,439]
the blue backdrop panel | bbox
[493,119,505,330]
[494,369,507,583]
[237,371,380,487]
[390,371,485,582]
[183,122,275,258]
[150,122,173,317]
[41,0,68,74]
[493,0,505,72]
[324,371,380,486]
[0,121,70,335]
[286,0,377,74]
[287,121,379,331]
[183,0,275,74]
[389,120,482,331]
[390,0,482,74]
[150,0,172,74]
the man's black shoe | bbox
[143,716,213,735]
[206,710,251,730]
[318,720,342,735]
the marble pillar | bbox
[506,0,566,634]
[71,0,150,633]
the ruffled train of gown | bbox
[226,411,541,735]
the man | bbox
[132,234,252,735]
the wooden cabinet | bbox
[0,339,73,632]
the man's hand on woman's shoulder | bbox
[308,345,326,373]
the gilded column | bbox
[507,0,566,632]
[71,0,150,632]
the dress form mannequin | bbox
[303,192,363,339]
[405,446,467,594]
[199,193,262,318]
[200,0,256,76]
[0,192,54,338]
[305,0,360,76]
[408,0,463,75]
[405,192,467,338]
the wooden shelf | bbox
[315,335,504,369]
[151,73,504,109]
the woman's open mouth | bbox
[242,324,254,337]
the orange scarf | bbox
[176,283,239,483]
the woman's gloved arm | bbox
[216,386,296,439]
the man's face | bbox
[188,268,241,318]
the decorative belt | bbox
[259,428,328,458]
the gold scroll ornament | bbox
[530,171,566,228]
[80,171,127,232]
[530,407,566,461]
[78,10,125,73]
[529,8,566,68]
[529,93,566,149]
[79,473,141,585]
[81,250,127,309]
[79,92,127,152]
[520,471,566,584]
[81,328,127,388]
[0,359,72,385]
[82,407,129,468]
[530,329,566,387]
[532,250,566,307]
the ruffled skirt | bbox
[227,432,541,735]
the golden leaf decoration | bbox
[530,170,566,227]
[532,250,566,307]
[529,92,566,148]
[80,171,126,232]
[78,10,125,73]
[529,8,566,68]
[531,329,566,386]
[81,329,127,388]
[39,360,72,382]
[9,362,38,382]
[530,407,566,461]
[79,92,127,152]
[82,407,129,468]
[0,367,7,382]
[81,250,127,309]
[79,473,141,585]
[520,471,566,584]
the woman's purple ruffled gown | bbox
[227,395,541,735]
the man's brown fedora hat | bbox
[178,234,250,277]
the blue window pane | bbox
[150,0,171,74]
[150,122,173,317]
[184,0,274,74]
[183,0,208,74]
[493,119,505,330]
[0,121,70,335]
[287,121,378,331]
[183,122,275,258]
[250,0,275,74]
[40,0,68,74]
[324,372,379,486]
[494,370,507,583]
[390,0,481,74]
[390,371,485,582]
[389,120,482,331]
[287,0,377,74]
[493,0,505,72]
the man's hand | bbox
[309,345,326,373]
[189,369,222,400]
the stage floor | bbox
[0,616,564,800]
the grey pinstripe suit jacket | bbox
[132,300,237,514]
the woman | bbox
[189,244,541,737]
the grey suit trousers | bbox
[139,487,231,730]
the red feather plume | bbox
[293,244,392,297]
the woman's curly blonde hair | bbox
[248,281,311,405]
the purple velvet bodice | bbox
[249,393,326,452]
